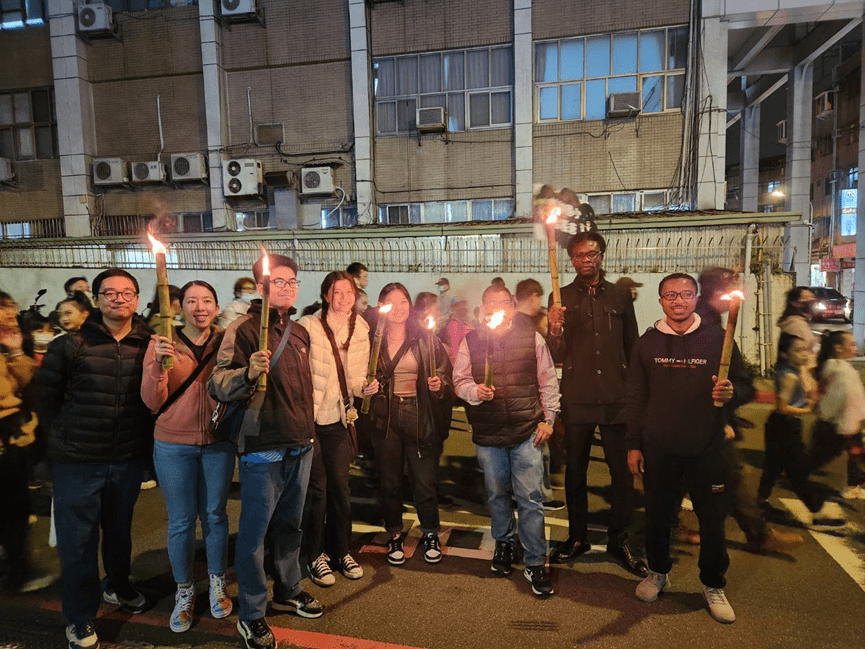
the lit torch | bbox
[714,289,745,407]
[361,303,393,414]
[484,310,506,388]
[425,315,437,379]
[546,207,562,308]
[257,249,270,391]
[148,232,174,370]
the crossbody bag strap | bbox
[155,345,219,420]
[322,323,352,411]
[269,319,293,366]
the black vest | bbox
[464,314,544,447]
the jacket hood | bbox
[654,313,702,336]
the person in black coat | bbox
[38,269,153,649]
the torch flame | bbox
[259,245,270,277]
[720,290,745,301]
[486,310,506,331]
[379,303,393,315]
[546,206,561,225]
[147,232,168,255]
[425,315,436,330]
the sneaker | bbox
[680,497,694,511]
[308,553,336,587]
[209,573,232,619]
[169,584,195,633]
[140,479,157,490]
[66,621,99,649]
[17,571,58,593]
[543,499,566,511]
[272,590,325,618]
[809,502,846,528]
[386,533,405,566]
[523,565,553,597]
[337,554,364,580]
[841,485,865,500]
[237,618,275,649]
[102,585,147,614]
[635,571,669,602]
[756,527,804,552]
[491,539,515,576]
[421,532,443,564]
[703,586,736,624]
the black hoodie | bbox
[625,315,750,457]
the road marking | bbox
[779,498,865,593]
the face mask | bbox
[33,332,54,350]
[437,285,446,294]
[239,293,254,304]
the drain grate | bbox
[507,620,560,632]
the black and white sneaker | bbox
[102,585,147,614]
[66,621,99,649]
[386,533,405,565]
[524,565,553,597]
[237,618,275,649]
[491,539,514,576]
[272,590,325,618]
[308,553,336,587]
[422,532,443,564]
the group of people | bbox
[1,232,863,649]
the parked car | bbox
[809,286,851,322]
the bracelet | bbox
[4,350,23,358]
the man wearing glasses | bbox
[625,273,746,624]
[209,254,323,649]
[39,269,154,649]
[546,232,646,576]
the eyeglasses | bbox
[271,278,300,289]
[98,290,138,302]
[571,251,602,262]
[661,290,697,301]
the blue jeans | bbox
[236,448,313,621]
[153,439,236,584]
[53,459,144,626]
[475,434,547,567]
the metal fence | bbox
[0,222,786,274]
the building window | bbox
[104,0,197,12]
[235,211,270,230]
[374,46,514,135]
[0,0,44,29]
[766,180,780,194]
[377,198,514,224]
[321,205,358,229]
[0,88,56,161]
[535,26,687,122]
[586,190,670,214]
[848,166,858,189]
[180,212,213,233]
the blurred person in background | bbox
[218,277,256,329]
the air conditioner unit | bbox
[221,0,257,17]
[815,91,833,118]
[0,157,12,182]
[78,2,114,32]
[170,152,208,181]
[131,160,167,184]
[777,120,788,145]
[92,158,129,185]
[300,167,334,195]
[222,158,263,197]
[607,92,642,119]
[416,107,446,133]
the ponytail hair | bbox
[320,270,358,351]
[815,330,849,380]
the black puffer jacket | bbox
[38,313,154,464]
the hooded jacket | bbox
[141,325,225,446]
[38,312,154,464]
[625,315,750,456]
[208,300,315,454]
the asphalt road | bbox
[2,402,864,649]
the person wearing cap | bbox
[615,277,642,302]
[434,278,454,321]
[546,231,648,576]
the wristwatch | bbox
[544,419,554,428]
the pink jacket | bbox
[141,327,224,446]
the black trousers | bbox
[564,423,632,546]
[758,413,822,512]
[302,422,353,561]
[373,397,440,535]
[0,442,31,587]
[809,419,865,487]
[723,440,768,546]
[643,439,729,588]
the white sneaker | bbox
[169,584,195,633]
[308,553,336,587]
[809,501,846,528]
[635,571,669,602]
[338,554,364,580]
[209,573,233,619]
[680,497,694,511]
[841,485,865,500]
[703,587,735,624]
[66,621,99,649]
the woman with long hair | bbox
[140,281,234,633]
[299,271,371,587]
[364,283,454,566]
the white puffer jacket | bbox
[299,310,370,426]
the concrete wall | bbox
[533,0,688,40]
